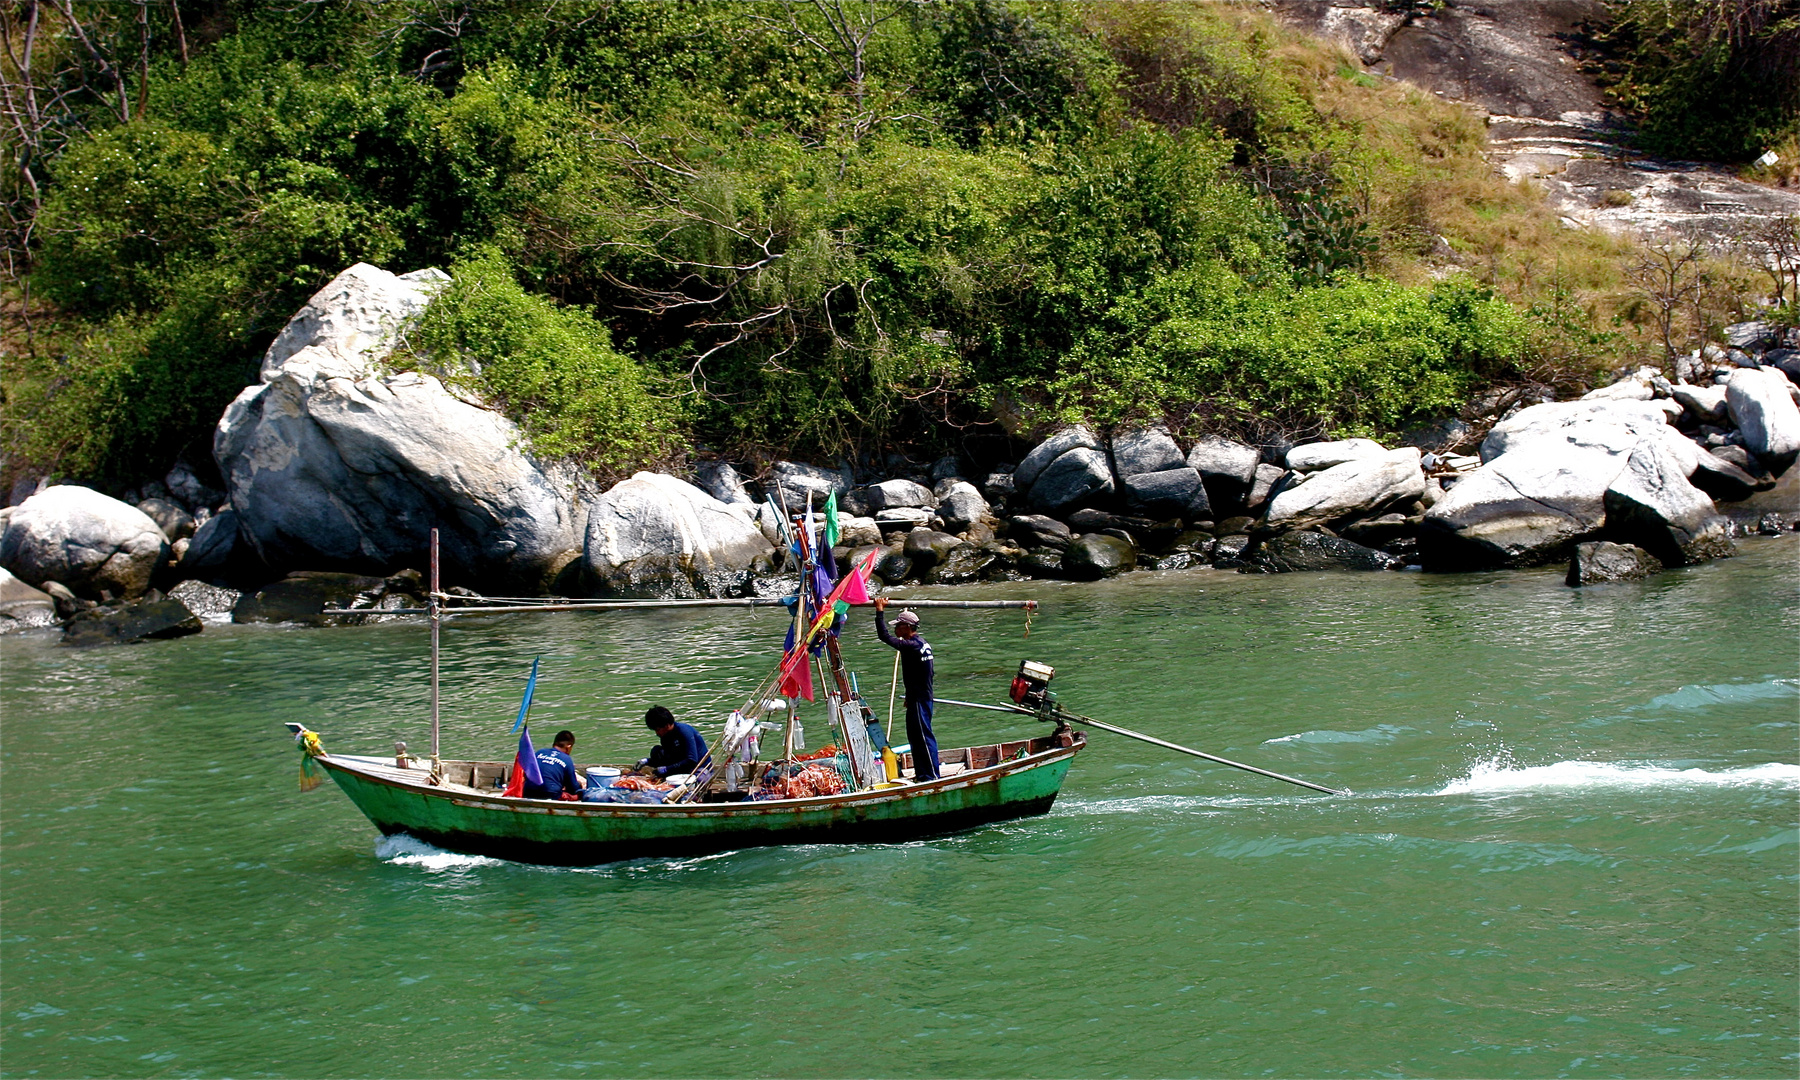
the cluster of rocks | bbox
[665,426,1431,590]
[4,264,1796,644]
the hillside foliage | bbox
[0,0,1694,487]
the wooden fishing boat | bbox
[294,525,1100,866]
[311,731,1084,866]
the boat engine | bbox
[1010,660,1056,710]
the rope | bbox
[886,649,900,741]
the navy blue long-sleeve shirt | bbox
[875,610,934,702]
[525,747,582,799]
[646,721,707,776]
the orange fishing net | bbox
[784,763,847,797]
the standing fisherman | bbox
[873,597,939,781]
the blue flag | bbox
[512,655,541,733]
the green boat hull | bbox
[318,738,1083,866]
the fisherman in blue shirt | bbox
[638,706,706,778]
[874,598,940,781]
[526,730,585,800]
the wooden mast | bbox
[429,527,441,762]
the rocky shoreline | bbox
[3,264,1797,645]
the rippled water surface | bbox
[4,538,1796,1078]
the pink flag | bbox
[838,549,879,605]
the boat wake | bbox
[1437,758,1800,796]
[374,834,504,870]
[1058,792,1329,815]
[1263,724,1412,746]
[1640,676,1798,714]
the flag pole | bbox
[429,527,441,762]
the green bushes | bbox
[1051,271,1528,439]
[402,251,676,474]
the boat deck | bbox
[386,738,1036,802]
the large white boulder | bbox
[215,264,585,593]
[1603,426,1734,565]
[1425,399,1731,569]
[582,472,773,597]
[0,485,170,599]
[1285,438,1387,473]
[1266,447,1426,529]
[260,263,448,382]
[1421,444,1618,568]
[1479,399,1671,462]
[1725,367,1800,474]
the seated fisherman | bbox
[525,730,585,800]
[637,706,706,779]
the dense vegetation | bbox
[1587,0,1800,167]
[0,0,1756,490]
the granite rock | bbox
[582,472,773,598]
[1249,530,1406,573]
[1061,534,1136,580]
[1015,426,1100,491]
[1265,448,1425,531]
[767,461,853,512]
[1725,367,1800,475]
[1187,435,1261,513]
[866,478,935,512]
[936,482,989,533]
[1026,447,1114,516]
[1008,515,1073,550]
[0,485,170,600]
[693,461,755,506]
[1566,541,1663,586]
[62,597,203,646]
[1109,426,1187,477]
[1285,438,1388,472]
[1121,467,1211,520]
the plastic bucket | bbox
[585,767,621,789]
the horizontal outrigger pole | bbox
[936,698,1350,797]
[339,598,1039,616]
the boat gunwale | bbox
[318,736,1084,816]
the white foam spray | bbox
[374,833,504,870]
[1438,758,1800,796]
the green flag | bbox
[824,490,840,549]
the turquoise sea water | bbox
[3,537,1796,1078]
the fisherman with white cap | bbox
[873,597,940,781]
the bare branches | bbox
[1627,231,1708,376]
[777,0,908,112]
[43,0,129,124]
[748,0,933,160]
[363,0,474,80]
[1752,214,1800,308]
